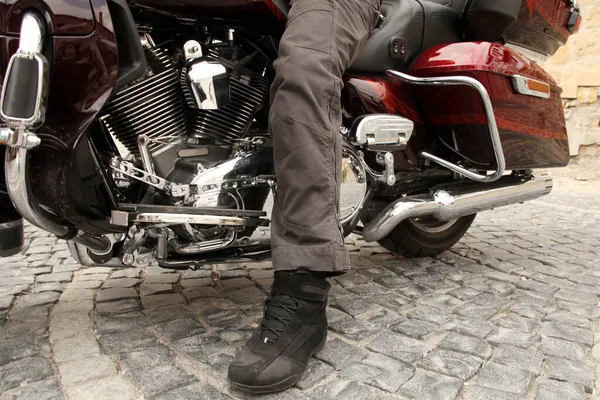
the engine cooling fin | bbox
[99,47,185,155]
[181,48,270,144]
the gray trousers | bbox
[270,0,381,273]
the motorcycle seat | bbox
[350,0,462,73]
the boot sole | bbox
[230,334,327,394]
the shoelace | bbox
[259,293,300,343]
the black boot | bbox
[228,270,330,394]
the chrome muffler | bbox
[1,12,111,254]
[362,175,553,242]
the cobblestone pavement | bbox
[1,183,600,400]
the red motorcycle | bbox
[0,0,581,268]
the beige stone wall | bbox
[543,0,600,156]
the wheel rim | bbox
[408,216,459,234]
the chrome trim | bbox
[137,135,156,175]
[19,13,45,53]
[351,114,414,149]
[512,75,551,99]
[183,40,203,60]
[110,158,190,197]
[175,229,237,254]
[186,59,230,110]
[134,213,245,226]
[387,70,506,183]
[362,175,553,242]
[5,147,111,253]
[504,43,549,65]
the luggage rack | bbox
[387,69,506,183]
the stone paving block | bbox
[154,382,233,400]
[541,336,588,362]
[120,345,196,397]
[454,303,500,320]
[544,310,592,329]
[172,334,230,363]
[367,331,425,364]
[0,284,29,296]
[0,296,13,311]
[160,316,206,340]
[36,272,73,283]
[440,332,492,360]
[58,355,117,387]
[66,280,102,290]
[554,289,598,305]
[101,278,140,288]
[398,369,463,400]
[52,331,102,364]
[535,379,587,400]
[407,305,452,325]
[462,385,521,400]
[53,264,82,273]
[72,273,109,282]
[59,289,95,302]
[51,299,94,314]
[391,318,439,340]
[511,303,547,320]
[370,294,411,312]
[490,344,544,375]
[97,328,156,355]
[309,379,395,400]
[183,287,221,301]
[296,358,336,390]
[420,348,482,380]
[557,301,600,320]
[65,376,138,400]
[146,274,180,284]
[0,336,40,366]
[540,322,594,346]
[145,304,194,325]
[317,338,368,369]
[15,292,60,308]
[181,269,212,279]
[96,288,138,303]
[50,312,93,341]
[328,315,380,341]
[340,353,413,393]
[476,362,534,395]
[180,278,213,289]
[81,267,113,275]
[110,268,141,279]
[544,357,594,393]
[0,356,53,391]
[7,377,62,400]
[487,327,539,349]
[494,314,540,333]
[330,296,381,317]
[141,293,186,309]
[449,317,495,339]
[140,283,174,296]
[32,282,64,293]
[96,299,140,315]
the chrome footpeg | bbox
[0,12,49,150]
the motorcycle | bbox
[0,0,581,268]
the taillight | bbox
[567,0,582,34]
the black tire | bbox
[376,214,476,258]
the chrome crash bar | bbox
[2,12,110,253]
[387,70,506,184]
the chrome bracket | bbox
[0,127,41,149]
[110,158,191,197]
[387,70,506,183]
[376,152,397,186]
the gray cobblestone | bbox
[296,359,335,390]
[450,317,494,339]
[540,322,594,346]
[5,377,63,400]
[367,331,425,364]
[440,332,491,360]
[52,334,100,364]
[340,353,413,393]
[96,299,140,314]
[57,355,116,387]
[317,338,368,369]
[36,272,72,283]
[17,292,60,307]
[65,376,138,400]
[421,348,482,379]
[542,336,588,362]
[154,382,233,400]
[1,356,53,391]
[544,357,594,393]
[476,362,534,395]
[392,318,440,340]
[535,379,587,400]
[490,344,544,375]
[96,287,138,303]
[97,328,156,354]
[399,369,463,400]
[462,385,521,400]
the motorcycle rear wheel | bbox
[375,214,476,258]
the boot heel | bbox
[313,333,327,355]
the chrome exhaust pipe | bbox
[362,175,553,243]
[1,12,111,255]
